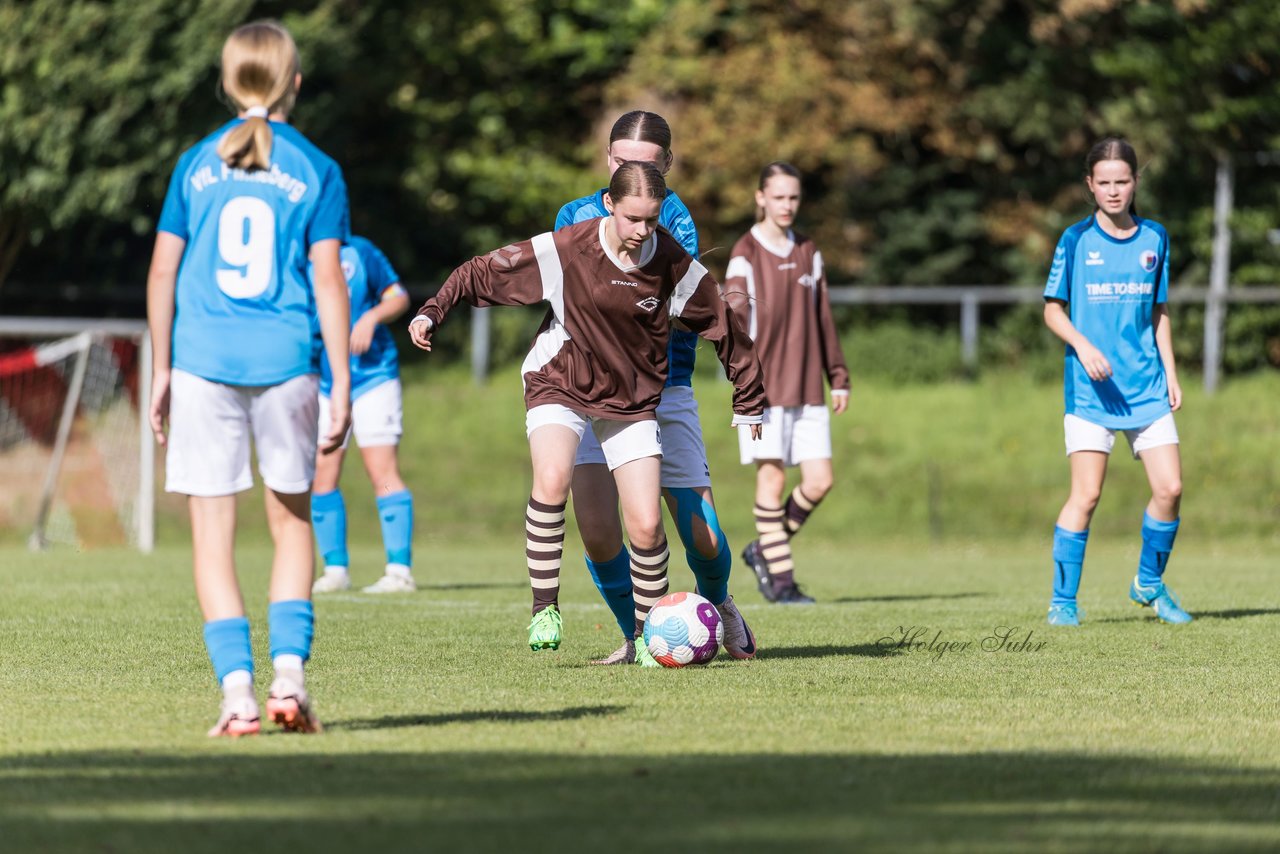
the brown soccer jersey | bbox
[415,218,765,422]
[724,225,850,408]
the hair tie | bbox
[244,105,269,119]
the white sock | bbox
[323,565,349,576]
[273,654,304,681]
[221,669,253,701]
[386,563,412,579]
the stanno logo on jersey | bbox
[1140,250,1158,272]
[778,262,798,271]
[635,297,661,312]
[487,244,523,269]
[610,279,638,288]
[1085,251,1105,266]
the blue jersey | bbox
[1044,214,1171,429]
[315,236,402,400]
[555,188,700,387]
[157,119,350,386]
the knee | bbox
[1068,488,1102,516]
[757,468,787,501]
[803,472,833,501]
[627,514,665,552]
[531,474,571,506]
[1154,479,1183,508]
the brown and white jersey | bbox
[724,225,850,408]
[415,218,765,422]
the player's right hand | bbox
[1076,341,1112,382]
[149,369,171,446]
[320,396,351,455]
[409,316,434,351]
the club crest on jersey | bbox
[1086,251,1104,266]
[635,297,661,312]
[341,259,357,281]
[487,244,523,269]
[1140,250,1158,272]
[798,273,817,288]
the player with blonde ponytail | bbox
[147,19,352,736]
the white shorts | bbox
[166,369,319,497]
[575,385,711,488]
[739,404,832,467]
[319,378,403,450]
[527,404,662,471]
[1064,412,1179,460]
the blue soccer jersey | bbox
[315,236,402,400]
[1044,214,1171,429]
[157,119,350,386]
[555,188,700,387]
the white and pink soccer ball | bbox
[643,591,723,667]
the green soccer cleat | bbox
[634,636,661,668]
[528,606,563,650]
[1129,577,1193,624]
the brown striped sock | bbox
[526,497,565,615]
[784,486,823,538]
[630,539,670,638]
[754,502,795,589]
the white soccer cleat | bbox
[362,572,416,594]
[716,595,758,660]
[207,694,261,738]
[589,638,636,665]
[266,676,322,734]
[312,569,351,593]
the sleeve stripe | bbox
[726,255,756,339]
[531,232,565,321]
[669,258,708,319]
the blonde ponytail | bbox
[215,21,300,171]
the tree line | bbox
[3,0,1277,328]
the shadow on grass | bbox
[831,592,989,604]
[762,643,902,660]
[419,581,527,591]
[327,705,624,732]
[2,750,1277,852]
[1191,608,1280,621]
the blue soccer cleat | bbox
[1129,576,1193,624]
[1046,602,1081,627]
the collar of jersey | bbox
[1090,213,1143,245]
[597,218,657,272]
[751,224,795,258]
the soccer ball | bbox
[643,592,723,667]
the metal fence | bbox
[469,285,1280,387]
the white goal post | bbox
[0,317,153,552]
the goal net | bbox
[0,319,153,552]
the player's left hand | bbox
[409,316,433,351]
[745,423,763,441]
[1168,377,1183,411]
[832,390,849,414]
[350,314,378,355]
[149,369,171,446]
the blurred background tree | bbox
[2,0,1277,371]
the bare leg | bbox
[1056,451,1109,532]
[191,495,244,621]
[1139,444,1182,522]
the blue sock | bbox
[376,489,414,567]
[203,617,253,683]
[668,487,730,604]
[268,600,315,663]
[1138,513,1180,588]
[585,546,634,639]
[1051,526,1089,606]
[687,541,731,606]
[311,490,348,568]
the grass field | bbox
[2,369,1279,851]
[2,536,1278,852]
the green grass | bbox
[4,369,1279,850]
[2,538,1278,852]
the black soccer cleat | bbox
[773,581,816,606]
[741,540,777,602]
